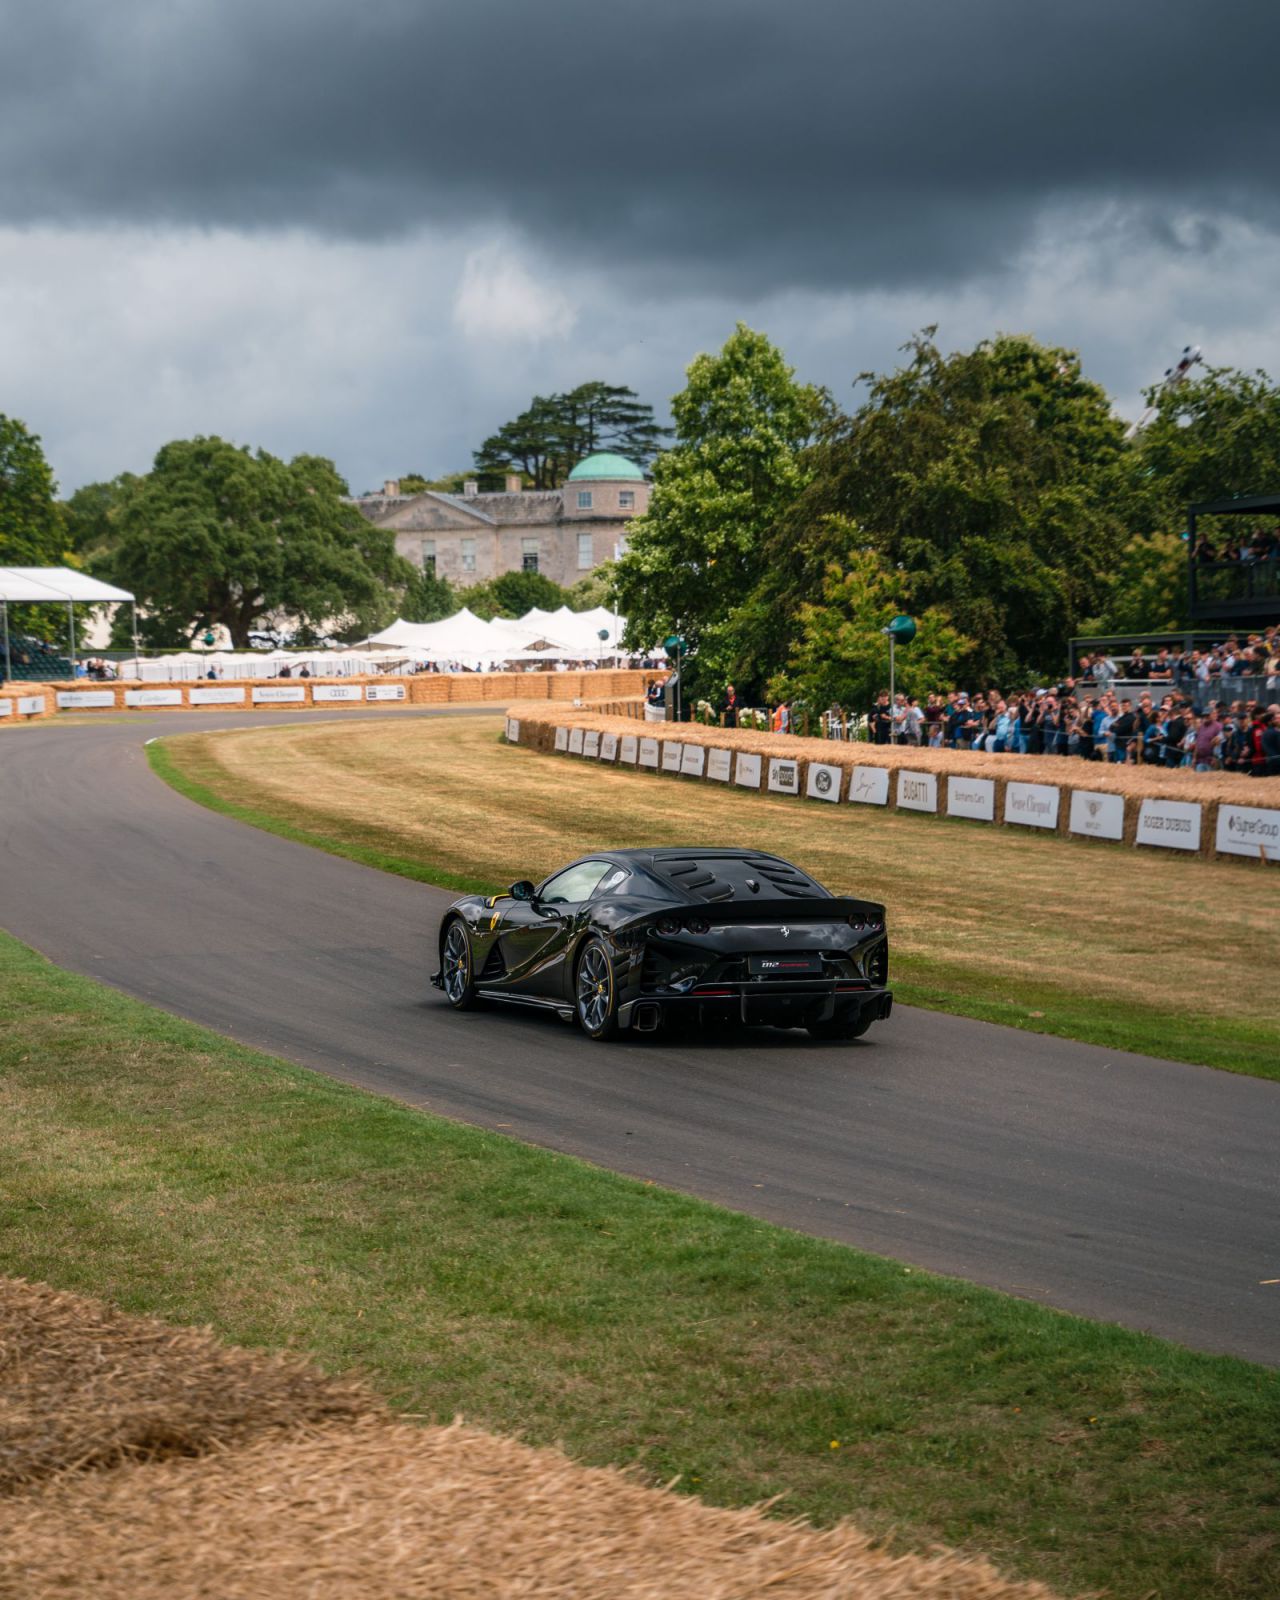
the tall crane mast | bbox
[1123,345,1202,440]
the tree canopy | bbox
[0,415,63,566]
[104,437,405,647]
[457,570,569,620]
[613,325,827,696]
[473,382,667,488]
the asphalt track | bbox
[1,709,1277,1365]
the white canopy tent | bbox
[362,604,630,667]
[0,567,137,683]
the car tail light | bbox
[653,916,681,937]
[685,916,710,935]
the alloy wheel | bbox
[443,922,471,1004]
[577,943,612,1033]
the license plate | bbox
[749,953,823,977]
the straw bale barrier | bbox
[0,1276,1062,1600]
[0,686,54,724]
[0,1277,375,1493]
[3,669,659,721]
[505,706,1280,864]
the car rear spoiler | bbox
[648,896,885,925]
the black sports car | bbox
[430,848,891,1042]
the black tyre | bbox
[440,918,479,1010]
[575,938,620,1041]
[807,1008,874,1042]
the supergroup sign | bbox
[514,723,1280,858]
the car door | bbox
[499,860,612,997]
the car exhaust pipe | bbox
[631,1002,662,1033]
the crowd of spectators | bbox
[1193,525,1280,563]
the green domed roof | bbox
[567,452,645,482]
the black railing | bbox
[1190,556,1280,619]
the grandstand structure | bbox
[1187,493,1280,626]
[0,568,136,685]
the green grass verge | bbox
[1,929,1276,1599]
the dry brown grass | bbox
[0,1277,376,1493]
[0,1278,1065,1599]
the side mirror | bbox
[509,880,537,902]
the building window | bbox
[461,538,476,573]
[577,489,593,510]
[522,537,539,573]
[420,539,435,573]
[577,532,593,569]
[618,490,635,509]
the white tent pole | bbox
[2,600,10,685]
[68,600,77,675]
[131,602,141,679]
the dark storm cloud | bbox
[1,0,1277,291]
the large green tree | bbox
[105,437,405,647]
[0,415,63,565]
[613,325,827,695]
[457,570,569,619]
[473,382,668,488]
[768,331,1128,684]
[1137,363,1280,505]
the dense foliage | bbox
[104,437,405,647]
[0,415,63,567]
[474,382,668,488]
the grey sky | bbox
[1,0,1276,491]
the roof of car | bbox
[597,848,828,904]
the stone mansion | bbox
[353,452,650,587]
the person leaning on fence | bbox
[870,691,892,744]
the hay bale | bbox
[0,1278,376,1493]
[0,1418,1066,1600]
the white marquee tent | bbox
[0,567,137,683]
[362,605,630,667]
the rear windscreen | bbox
[648,855,828,903]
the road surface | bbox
[1,709,1276,1364]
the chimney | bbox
[383,478,400,496]
[463,479,479,498]
[505,472,522,494]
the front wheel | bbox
[807,1008,874,1043]
[440,919,478,1010]
[575,938,620,1041]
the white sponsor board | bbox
[1216,803,1280,861]
[1136,798,1202,851]
[806,761,842,802]
[680,743,706,776]
[505,717,521,743]
[252,685,306,703]
[706,748,732,782]
[1068,789,1125,841]
[1004,781,1060,830]
[946,775,995,821]
[600,731,618,761]
[896,770,937,813]
[18,695,46,716]
[366,683,406,701]
[620,733,638,764]
[56,690,115,709]
[312,684,363,703]
[661,740,683,772]
[0,699,10,716]
[583,730,600,758]
[849,766,890,806]
[554,726,569,751]
[124,688,183,708]
[735,752,762,788]
[568,726,585,754]
[639,737,660,768]
[188,686,246,705]
[767,757,800,794]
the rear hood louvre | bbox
[628,896,884,927]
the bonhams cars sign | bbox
[767,757,799,794]
[896,770,937,813]
[1136,798,1202,851]
[849,766,890,806]
[1215,803,1280,861]
[366,683,406,701]
[805,761,842,802]
[706,748,732,782]
[1068,789,1124,841]
[1004,781,1060,830]
[189,686,246,705]
[946,775,994,822]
